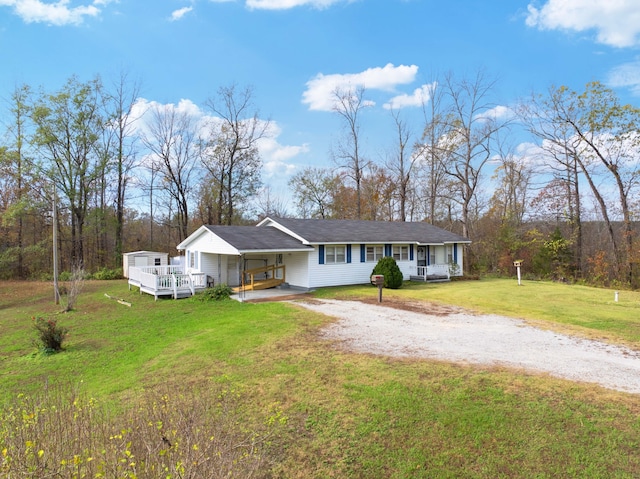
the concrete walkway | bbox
[231,287,313,302]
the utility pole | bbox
[53,184,60,305]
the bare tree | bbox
[102,71,141,262]
[289,166,340,219]
[415,80,451,224]
[440,71,506,240]
[489,133,534,227]
[520,83,640,284]
[141,104,198,242]
[385,108,417,221]
[253,185,290,220]
[572,82,640,284]
[200,84,268,225]
[331,85,371,220]
[519,93,584,276]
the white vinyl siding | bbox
[281,251,310,288]
[307,245,414,288]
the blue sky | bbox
[1,0,640,206]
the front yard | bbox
[1,278,640,478]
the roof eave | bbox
[238,247,314,254]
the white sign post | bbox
[513,260,523,286]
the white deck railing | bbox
[129,266,206,299]
[416,264,451,279]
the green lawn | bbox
[2,278,640,478]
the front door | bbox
[417,246,427,267]
[226,258,240,287]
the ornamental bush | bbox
[372,257,403,289]
[33,316,68,353]
[197,283,234,301]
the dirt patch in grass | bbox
[358,296,466,316]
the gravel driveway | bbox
[294,298,640,395]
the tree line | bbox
[1,70,639,287]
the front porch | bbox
[410,264,452,282]
[128,265,207,300]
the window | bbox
[366,245,384,262]
[392,245,409,261]
[429,249,436,265]
[326,245,346,264]
[446,245,453,263]
[189,252,195,268]
[154,257,161,266]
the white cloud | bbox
[526,0,640,48]
[245,0,343,10]
[0,0,106,26]
[170,6,193,21]
[607,60,640,95]
[475,105,514,122]
[383,82,436,110]
[303,63,419,111]
[258,123,309,178]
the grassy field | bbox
[1,278,640,478]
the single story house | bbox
[174,217,470,292]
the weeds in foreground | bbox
[0,381,286,478]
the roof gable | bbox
[203,225,312,253]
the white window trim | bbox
[325,245,346,264]
[392,245,409,261]
[366,245,384,262]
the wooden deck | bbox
[128,265,207,300]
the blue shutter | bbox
[427,246,430,265]
[319,245,325,264]
[346,244,352,263]
[360,244,366,262]
[385,244,392,257]
[454,244,458,263]
[409,244,414,261]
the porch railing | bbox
[242,264,286,289]
[130,266,206,299]
[416,264,451,279]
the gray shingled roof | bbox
[269,217,470,244]
[204,225,313,252]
